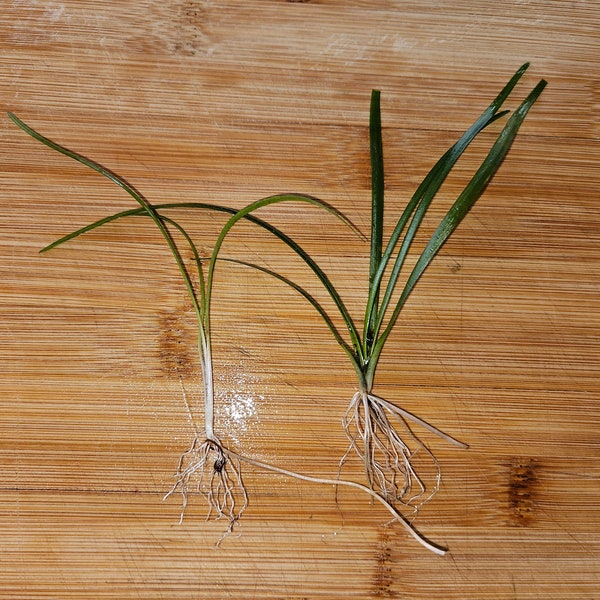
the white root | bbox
[340,391,467,509]
[225,448,447,556]
[164,432,447,555]
[163,435,248,543]
[166,381,450,554]
[375,395,469,449]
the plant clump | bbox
[8,63,546,554]
[203,64,546,513]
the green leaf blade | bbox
[364,89,385,355]
[367,77,547,385]
[206,193,366,362]
[367,65,535,342]
[8,113,205,332]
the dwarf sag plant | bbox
[192,64,546,510]
[7,112,254,534]
[9,114,454,554]
[61,64,546,520]
[9,64,545,550]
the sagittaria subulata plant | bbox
[9,63,545,555]
[9,117,445,554]
[201,63,546,510]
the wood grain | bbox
[1,1,598,598]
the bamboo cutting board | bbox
[1,2,598,598]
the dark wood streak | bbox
[508,458,537,526]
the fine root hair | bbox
[340,391,467,510]
[164,428,448,555]
[164,434,248,542]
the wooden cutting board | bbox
[1,2,598,598]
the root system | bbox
[164,435,248,541]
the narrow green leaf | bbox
[158,214,207,310]
[39,203,258,253]
[366,77,547,386]
[364,89,385,355]
[8,113,204,328]
[215,256,361,370]
[206,194,366,362]
[39,198,366,364]
[366,63,538,346]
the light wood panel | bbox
[1,1,598,598]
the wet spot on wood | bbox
[157,305,196,378]
[508,458,537,526]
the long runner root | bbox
[164,432,448,555]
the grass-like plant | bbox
[8,63,545,554]
[196,63,547,511]
[10,114,449,554]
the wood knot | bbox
[173,0,213,56]
[157,306,197,378]
[372,528,396,598]
[508,458,537,526]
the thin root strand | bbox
[164,435,248,543]
[340,391,465,510]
